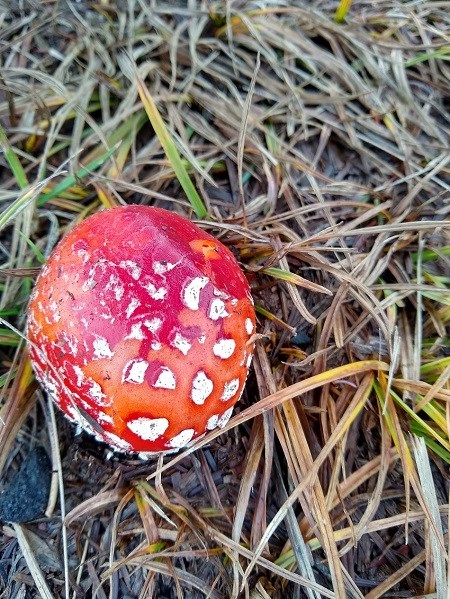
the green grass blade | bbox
[0,124,29,189]
[405,46,450,68]
[0,370,17,388]
[388,387,450,453]
[139,85,208,218]
[0,180,48,231]
[0,308,20,317]
[421,357,450,380]
[119,55,207,219]
[19,233,46,265]
[0,328,20,347]
[411,421,450,465]
[411,246,450,263]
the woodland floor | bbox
[0,1,449,598]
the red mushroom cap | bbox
[27,205,255,454]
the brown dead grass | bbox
[0,1,449,598]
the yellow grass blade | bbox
[0,352,36,476]
[264,267,332,295]
[335,0,353,23]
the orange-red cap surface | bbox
[27,205,255,454]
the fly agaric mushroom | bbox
[27,205,255,454]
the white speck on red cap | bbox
[115,285,125,300]
[167,428,195,448]
[82,259,107,292]
[93,337,114,359]
[208,298,229,320]
[144,317,163,332]
[74,247,90,263]
[213,339,236,359]
[105,274,125,300]
[81,278,96,292]
[245,318,254,335]
[213,288,230,300]
[221,378,240,401]
[100,313,114,322]
[182,277,209,310]
[125,297,140,318]
[125,323,145,340]
[217,407,234,428]
[122,359,149,384]
[153,261,178,275]
[127,417,169,441]
[142,282,167,301]
[191,371,213,405]
[171,331,192,355]
[153,366,176,389]
[119,260,142,280]
[97,412,114,426]
[48,300,61,323]
[61,332,78,356]
[206,414,219,430]
[87,381,107,405]
[73,365,85,387]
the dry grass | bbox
[0,1,449,597]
